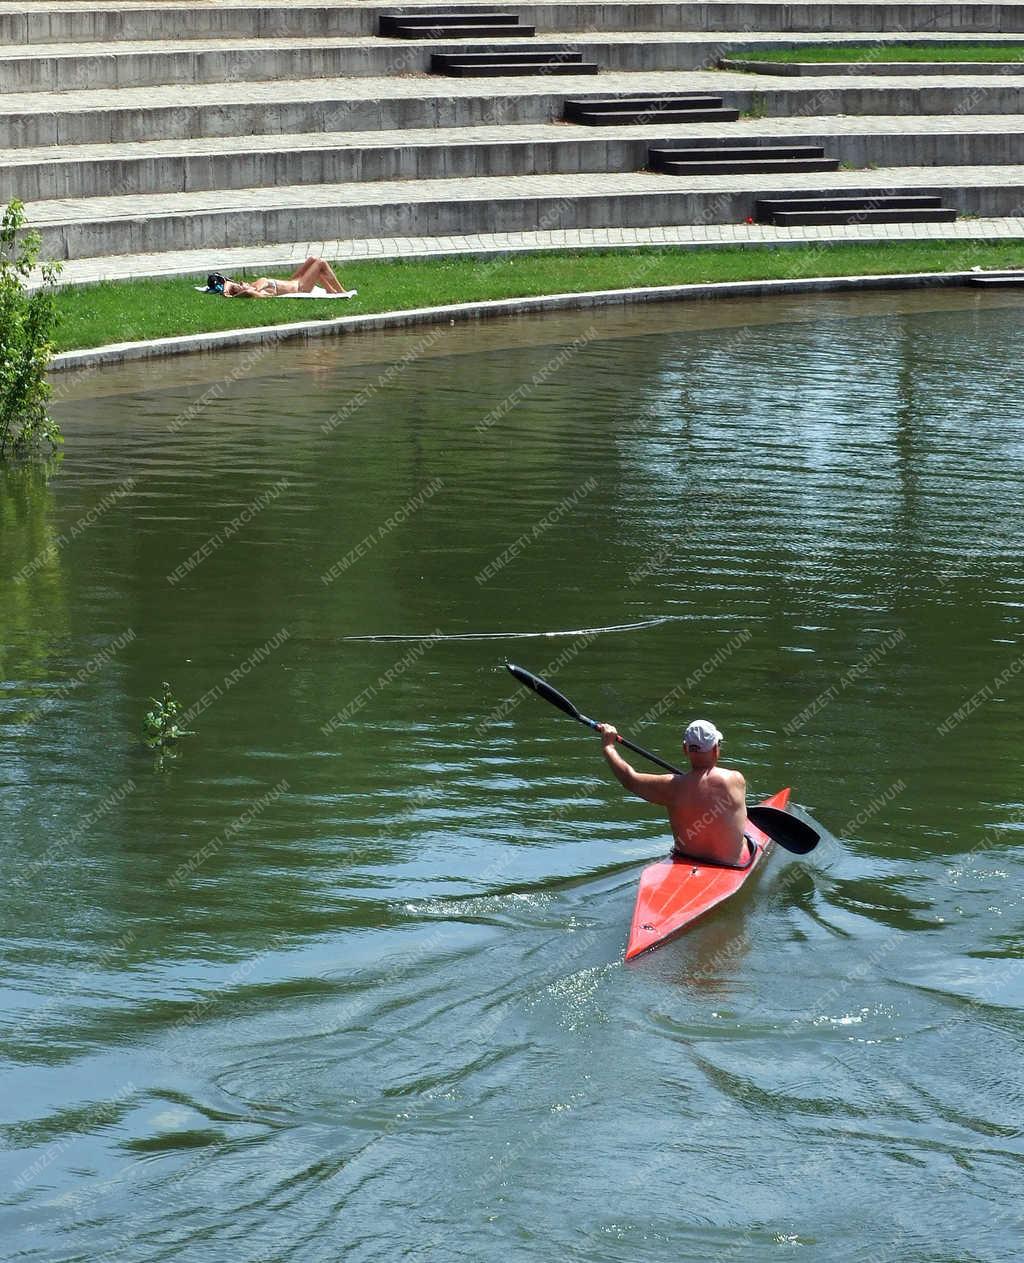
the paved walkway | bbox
[32,217,1024,288]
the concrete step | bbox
[22,173,741,259]
[11,119,1024,202]
[21,166,1024,261]
[658,156,840,174]
[0,129,660,201]
[9,2,1024,44]
[6,72,1024,148]
[0,78,611,147]
[0,34,718,93]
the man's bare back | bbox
[667,766,748,865]
[597,717,749,866]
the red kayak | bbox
[625,787,791,960]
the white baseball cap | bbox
[684,719,723,751]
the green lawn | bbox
[731,43,1024,63]
[51,240,1024,353]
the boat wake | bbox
[340,616,684,642]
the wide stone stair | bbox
[754,193,958,226]
[431,48,599,74]
[4,0,1024,284]
[564,95,739,124]
[379,11,536,38]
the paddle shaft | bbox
[585,716,684,776]
[505,661,685,772]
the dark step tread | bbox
[766,208,958,225]
[565,95,724,111]
[651,145,826,161]
[658,158,840,174]
[570,108,740,124]
[756,195,944,212]
[380,13,523,28]
[391,24,536,37]
[433,49,578,63]
[441,61,599,75]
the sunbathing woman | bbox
[211,257,351,298]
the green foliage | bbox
[0,200,63,461]
[144,681,192,753]
[732,42,1024,64]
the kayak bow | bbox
[625,787,791,961]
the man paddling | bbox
[597,719,752,867]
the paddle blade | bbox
[747,805,819,855]
[506,662,587,725]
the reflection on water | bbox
[2,289,1023,1262]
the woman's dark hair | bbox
[206,273,227,293]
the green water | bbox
[2,289,1024,1262]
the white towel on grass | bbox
[193,285,358,298]
[282,285,357,299]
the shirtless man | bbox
[597,718,751,867]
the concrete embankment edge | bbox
[48,270,982,372]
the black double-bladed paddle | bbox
[505,662,819,856]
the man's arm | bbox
[597,723,676,807]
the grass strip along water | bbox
[52,240,1024,353]
[731,43,1024,63]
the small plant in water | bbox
[144,682,192,757]
[0,199,63,461]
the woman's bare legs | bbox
[289,257,317,282]
[315,260,346,293]
[290,256,346,293]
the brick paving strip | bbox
[30,217,1024,289]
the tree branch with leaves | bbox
[1,199,63,461]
